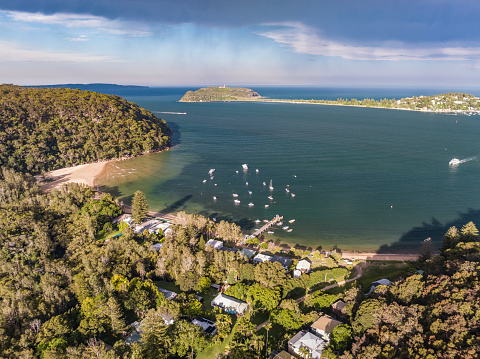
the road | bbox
[255,264,363,331]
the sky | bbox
[1,0,480,87]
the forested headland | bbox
[0,85,171,175]
[179,87,261,102]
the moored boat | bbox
[449,158,461,165]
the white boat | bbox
[256,169,259,173]
[203,179,207,183]
[233,193,239,197]
[277,221,283,225]
[234,199,240,204]
[291,193,296,197]
[289,219,295,223]
[269,179,274,190]
[449,158,461,165]
[208,169,215,175]
[263,182,266,186]
[268,196,273,200]
[263,219,269,223]
[248,202,254,206]
[246,182,248,186]
[213,196,217,200]
[210,176,214,180]
[286,188,290,193]
[236,170,239,173]
[267,231,274,234]
[282,226,289,230]
[214,184,217,186]
[265,205,269,208]
[248,191,253,194]
[242,164,248,170]
[287,229,293,232]
[255,219,261,223]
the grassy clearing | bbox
[95,229,122,242]
[357,262,414,291]
[154,281,182,293]
[196,322,236,359]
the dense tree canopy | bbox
[0,84,171,174]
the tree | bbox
[140,310,170,359]
[132,190,149,224]
[215,314,232,340]
[264,323,272,359]
[329,324,353,352]
[460,221,479,242]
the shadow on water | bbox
[167,122,181,146]
[198,211,256,231]
[98,185,122,198]
[159,194,193,213]
[375,208,480,254]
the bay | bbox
[99,87,480,253]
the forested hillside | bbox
[344,224,480,359]
[0,85,171,174]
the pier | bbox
[248,215,283,239]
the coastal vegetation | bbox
[1,167,480,358]
[179,87,261,102]
[181,87,480,113]
[0,85,171,175]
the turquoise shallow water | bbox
[99,87,480,253]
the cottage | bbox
[331,300,347,316]
[296,259,311,273]
[239,248,256,260]
[271,255,293,270]
[310,315,343,341]
[192,318,217,335]
[206,239,224,250]
[211,293,248,315]
[288,331,327,359]
[253,253,273,264]
[367,278,392,295]
[157,287,178,301]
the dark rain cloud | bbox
[1,0,480,44]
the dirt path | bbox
[255,264,364,331]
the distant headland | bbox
[181,87,480,114]
[179,86,261,102]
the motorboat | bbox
[291,193,296,197]
[265,205,269,208]
[234,199,240,204]
[233,194,239,197]
[213,196,217,200]
[256,169,259,173]
[210,176,214,180]
[246,182,248,186]
[277,222,283,225]
[269,179,274,190]
[248,202,254,206]
[267,231,274,234]
[242,164,248,170]
[263,219,269,223]
[203,179,207,183]
[287,229,293,232]
[449,158,461,165]
[263,182,266,186]
[282,226,289,230]
[248,191,253,194]
[289,219,295,223]
[208,169,215,175]
[255,219,261,223]
[268,196,273,200]
[286,188,290,193]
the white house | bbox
[296,259,311,273]
[310,315,343,341]
[288,331,327,359]
[206,239,224,250]
[192,318,217,335]
[252,253,273,264]
[211,293,248,315]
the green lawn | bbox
[250,310,270,326]
[154,281,182,293]
[356,262,413,291]
[95,229,122,242]
[196,324,235,359]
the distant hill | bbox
[34,83,149,91]
[0,84,171,174]
[180,87,261,102]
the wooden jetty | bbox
[248,215,283,239]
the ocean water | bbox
[99,87,480,253]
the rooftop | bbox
[311,315,343,334]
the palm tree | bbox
[264,323,272,358]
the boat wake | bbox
[450,156,478,166]
[155,111,187,115]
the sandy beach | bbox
[40,160,111,192]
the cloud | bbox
[257,23,480,61]
[66,35,88,42]
[2,10,151,36]
[0,40,121,62]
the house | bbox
[296,259,311,274]
[310,315,343,341]
[288,331,327,359]
[211,293,248,315]
[331,300,347,316]
[154,222,172,235]
[157,287,178,301]
[367,278,392,295]
[192,318,217,335]
[253,253,273,264]
[206,239,224,250]
[112,214,133,225]
[269,350,296,359]
[220,247,239,253]
[293,270,302,279]
[239,248,256,260]
[126,312,174,345]
[135,219,160,233]
[271,255,293,270]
